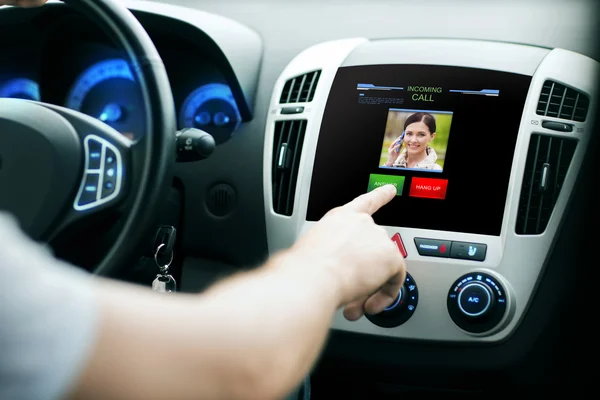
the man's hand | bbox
[290,184,406,321]
[0,0,47,7]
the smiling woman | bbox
[381,109,453,172]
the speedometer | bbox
[66,58,145,140]
[0,78,40,100]
[179,83,241,145]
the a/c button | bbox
[458,282,492,317]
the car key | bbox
[152,243,176,293]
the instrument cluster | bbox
[0,32,242,143]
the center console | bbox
[264,38,598,342]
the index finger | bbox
[342,184,397,215]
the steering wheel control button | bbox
[105,149,117,166]
[448,272,508,334]
[75,135,123,211]
[450,241,487,262]
[103,180,116,197]
[414,238,451,258]
[78,173,100,206]
[366,272,418,328]
[87,138,103,170]
[391,233,408,258]
[458,283,492,317]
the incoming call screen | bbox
[306,64,532,236]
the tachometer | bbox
[179,83,241,145]
[0,78,40,100]
[66,58,144,140]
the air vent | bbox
[279,70,321,104]
[536,80,589,122]
[272,120,307,216]
[516,134,577,235]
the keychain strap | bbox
[154,243,173,274]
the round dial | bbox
[179,83,241,145]
[366,272,419,328]
[457,282,493,317]
[447,272,508,334]
[0,78,40,101]
[66,58,144,140]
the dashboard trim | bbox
[264,38,599,343]
[124,0,262,118]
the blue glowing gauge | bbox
[66,58,144,140]
[179,83,241,145]
[0,78,40,100]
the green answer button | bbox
[367,174,405,195]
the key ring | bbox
[154,243,173,274]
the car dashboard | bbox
[1,0,599,396]
[0,1,259,143]
[266,39,598,345]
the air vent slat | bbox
[273,121,287,213]
[521,135,541,233]
[279,80,292,104]
[295,74,308,103]
[273,121,285,172]
[516,134,577,235]
[272,120,307,216]
[552,140,564,206]
[307,70,321,102]
[279,70,321,104]
[536,80,589,122]
[285,78,297,104]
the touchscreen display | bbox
[306,65,532,235]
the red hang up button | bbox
[409,177,449,200]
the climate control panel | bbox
[447,272,508,334]
[363,237,509,335]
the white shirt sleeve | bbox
[0,212,99,400]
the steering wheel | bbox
[0,0,176,276]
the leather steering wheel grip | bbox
[63,0,176,276]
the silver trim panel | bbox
[264,39,599,342]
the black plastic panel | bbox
[516,134,577,235]
[536,80,589,122]
[314,100,599,394]
[279,70,321,104]
[272,120,307,216]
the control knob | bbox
[366,272,419,328]
[447,272,508,334]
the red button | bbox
[391,233,408,258]
[409,177,449,200]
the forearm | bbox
[70,250,342,400]
[197,250,342,398]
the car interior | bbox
[1,0,598,397]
